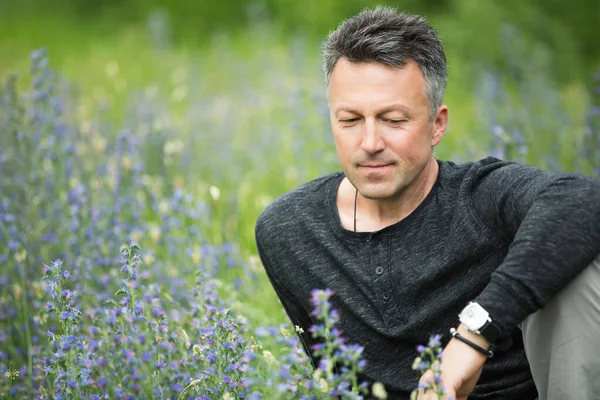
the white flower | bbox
[412,356,422,371]
[181,329,191,348]
[262,350,278,365]
[372,382,388,399]
[319,378,329,392]
[164,139,184,155]
[209,185,221,201]
[280,325,291,338]
[149,224,161,243]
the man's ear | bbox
[431,105,448,147]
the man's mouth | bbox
[359,164,393,169]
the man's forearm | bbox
[475,174,600,337]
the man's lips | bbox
[358,164,393,168]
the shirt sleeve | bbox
[469,158,600,337]
[255,224,319,369]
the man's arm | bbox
[419,159,600,399]
[255,226,318,369]
[470,159,600,337]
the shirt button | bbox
[382,292,391,301]
[375,266,384,275]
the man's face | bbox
[328,58,446,200]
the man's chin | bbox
[357,184,402,201]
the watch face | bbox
[460,303,489,330]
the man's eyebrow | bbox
[376,105,414,118]
[334,106,361,115]
[334,105,414,118]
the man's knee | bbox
[519,254,600,400]
[521,254,600,331]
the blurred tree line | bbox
[1,0,598,82]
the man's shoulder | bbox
[255,172,342,237]
[441,156,514,174]
[465,156,558,188]
[441,156,545,183]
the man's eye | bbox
[340,118,358,123]
[387,119,406,125]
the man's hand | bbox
[417,324,490,399]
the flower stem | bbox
[18,268,33,392]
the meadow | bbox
[0,6,599,399]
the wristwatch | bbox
[458,302,501,344]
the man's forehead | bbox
[328,61,426,114]
[328,58,425,95]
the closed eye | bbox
[386,119,407,125]
[340,118,359,123]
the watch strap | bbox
[479,319,500,343]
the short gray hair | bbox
[322,6,447,121]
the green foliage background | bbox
[1,0,599,78]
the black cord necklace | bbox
[353,187,358,232]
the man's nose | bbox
[360,119,385,154]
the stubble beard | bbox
[350,164,416,201]
[358,150,438,200]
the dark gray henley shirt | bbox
[254,157,600,399]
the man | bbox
[255,6,600,399]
